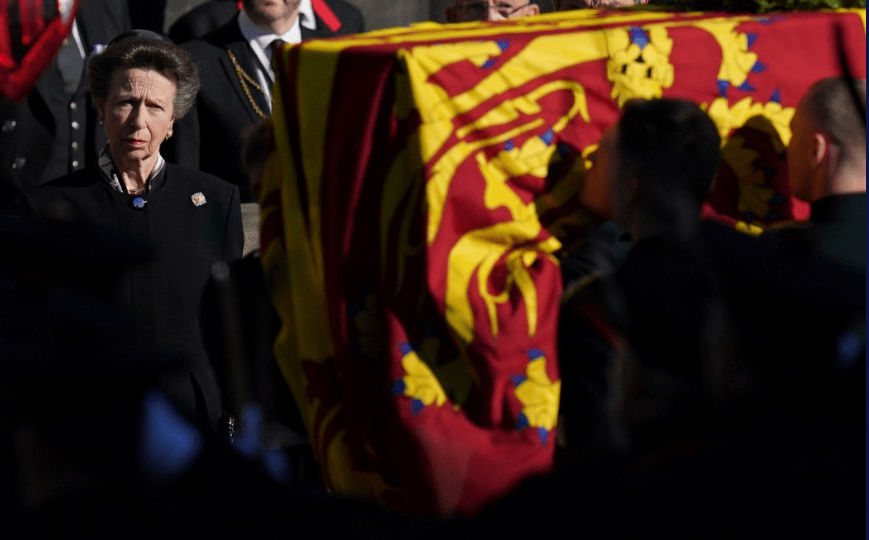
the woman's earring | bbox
[165,129,173,141]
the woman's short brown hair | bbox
[87,30,199,118]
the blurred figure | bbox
[27,30,243,427]
[0,232,327,537]
[524,98,862,539]
[783,76,865,273]
[558,98,728,455]
[0,0,131,195]
[445,0,540,22]
[606,99,721,242]
[164,0,363,202]
[0,288,179,520]
[239,119,272,255]
[721,76,866,418]
[199,119,318,485]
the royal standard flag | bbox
[260,8,866,514]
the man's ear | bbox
[525,3,541,16]
[813,132,830,167]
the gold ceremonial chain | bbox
[227,50,269,120]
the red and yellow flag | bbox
[260,8,865,514]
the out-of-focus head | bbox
[787,77,866,202]
[446,0,540,22]
[557,0,647,9]
[88,31,199,168]
[242,0,302,33]
[579,124,618,220]
[608,98,721,235]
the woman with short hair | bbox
[28,30,243,427]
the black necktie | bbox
[268,39,286,64]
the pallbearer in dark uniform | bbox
[27,30,244,428]
[163,0,364,203]
[780,76,866,274]
[0,0,131,194]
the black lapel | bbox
[211,16,272,122]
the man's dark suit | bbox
[163,4,364,203]
[0,0,131,195]
[168,0,241,45]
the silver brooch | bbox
[191,192,206,206]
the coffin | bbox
[260,8,866,514]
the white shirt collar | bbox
[299,0,316,31]
[238,0,315,46]
[238,4,316,105]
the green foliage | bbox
[672,0,865,13]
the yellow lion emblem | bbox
[605,25,674,107]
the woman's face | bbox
[101,68,176,169]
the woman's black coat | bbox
[28,163,244,425]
